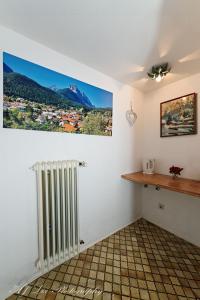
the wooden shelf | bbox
[121,172,200,198]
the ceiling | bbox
[0,0,200,92]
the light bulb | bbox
[156,74,162,82]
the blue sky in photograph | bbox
[3,52,113,108]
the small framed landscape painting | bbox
[160,93,197,137]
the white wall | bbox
[142,74,200,247]
[3,22,200,300]
[0,26,144,300]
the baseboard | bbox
[4,215,142,300]
[80,215,142,253]
[143,216,200,248]
[3,270,42,300]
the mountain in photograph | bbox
[4,66,64,106]
[3,62,13,73]
[3,63,94,109]
[58,85,94,108]
[49,85,59,92]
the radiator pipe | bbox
[31,161,87,170]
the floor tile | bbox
[5,219,200,300]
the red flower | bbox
[169,165,183,175]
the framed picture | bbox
[160,93,197,137]
[3,52,113,136]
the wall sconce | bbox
[147,63,171,82]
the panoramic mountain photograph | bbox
[3,52,113,136]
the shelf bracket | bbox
[155,185,160,191]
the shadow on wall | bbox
[130,0,200,91]
[132,183,143,220]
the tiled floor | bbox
[7,219,200,300]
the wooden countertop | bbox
[121,172,200,198]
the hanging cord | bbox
[126,101,137,126]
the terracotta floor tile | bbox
[5,219,200,300]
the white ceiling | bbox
[0,0,200,92]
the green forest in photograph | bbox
[3,52,113,136]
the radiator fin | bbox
[34,160,80,272]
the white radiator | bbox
[32,160,84,273]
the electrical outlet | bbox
[158,203,165,210]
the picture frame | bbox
[160,93,197,137]
[3,52,113,136]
